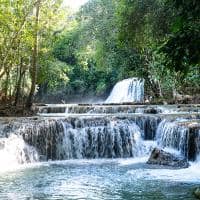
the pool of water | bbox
[0,158,199,200]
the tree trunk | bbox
[14,58,25,106]
[26,0,40,108]
[0,70,6,79]
[4,71,9,99]
[157,81,163,97]
[22,70,26,106]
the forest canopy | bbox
[0,0,199,105]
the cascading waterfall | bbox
[0,116,199,200]
[156,119,200,160]
[0,134,39,171]
[105,78,144,103]
[34,116,160,160]
[0,117,157,163]
[156,119,188,156]
[59,119,147,159]
[0,104,199,168]
[38,104,200,115]
[0,119,66,162]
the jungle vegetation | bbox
[0,0,199,106]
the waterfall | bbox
[0,134,39,170]
[0,110,199,165]
[105,78,144,103]
[156,119,200,160]
[0,117,156,161]
[38,104,200,115]
[30,118,152,159]
[58,119,147,159]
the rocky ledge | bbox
[147,148,189,168]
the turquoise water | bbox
[0,158,199,200]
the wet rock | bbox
[194,187,200,199]
[144,107,161,114]
[147,148,189,168]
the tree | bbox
[161,0,200,74]
[0,0,69,106]
[26,0,41,108]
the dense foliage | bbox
[0,0,199,105]
[51,0,199,101]
[0,0,70,106]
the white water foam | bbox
[128,161,200,183]
[0,134,39,172]
[117,156,149,166]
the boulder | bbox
[144,107,161,114]
[147,148,189,168]
[194,188,200,199]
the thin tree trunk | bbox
[22,71,26,106]
[26,0,40,108]
[157,81,163,97]
[14,58,25,106]
[9,75,12,104]
[4,71,9,99]
[0,70,6,79]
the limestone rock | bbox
[144,107,161,114]
[147,148,189,168]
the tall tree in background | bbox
[26,0,41,108]
[0,0,69,106]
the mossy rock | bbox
[194,187,200,199]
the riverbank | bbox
[0,104,37,117]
